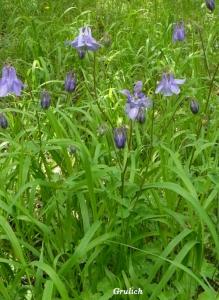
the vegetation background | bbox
[0,0,218,299]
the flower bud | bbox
[114,127,126,149]
[65,72,76,92]
[190,99,199,114]
[40,91,51,109]
[205,0,215,11]
[0,114,8,129]
[173,22,185,42]
[68,145,77,155]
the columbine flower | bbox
[0,114,8,129]
[190,99,199,114]
[69,26,100,53]
[65,72,76,92]
[121,81,152,120]
[155,73,185,96]
[40,91,51,109]
[205,0,215,11]
[173,22,185,42]
[0,65,24,97]
[114,127,126,149]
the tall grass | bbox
[0,0,218,299]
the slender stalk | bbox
[189,61,219,168]
[133,95,182,203]
[120,120,133,198]
[85,53,122,169]
[198,28,211,79]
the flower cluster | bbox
[121,81,152,121]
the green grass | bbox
[0,0,219,299]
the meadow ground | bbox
[0,0,219,299]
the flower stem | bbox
[189,61,219,168]
[120,120,133,198]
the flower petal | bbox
[174,78,186,85]
[0,79,9,97]
[134,81,143,95]
[128,107,139,120]
[170,83,180,95]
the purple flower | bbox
[0,114,8,129]
[114,127,126,149]
[69,26,100,52]
[65,72,76,92]
[0,65,24,97]
[155,73,185,96]
[121,81,152,120]
[40,91,51,109]
[173,22,185,42]
[205,0,215,11]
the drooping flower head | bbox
[0,113,8,129]
[121,81,152,120]
[190,99,199,114]
[0,65,24,97]
[65,72,76,93]
[205,0,215,11]
[40,91,51,109]
[114,127,126,149]
[173,22,185,42]
[155,73,185,96]
[69,26,100,53]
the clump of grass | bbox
[0,1,218,299]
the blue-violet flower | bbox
[121,81,152,120]
[155,73,185,96]
[69,26,100,52]
[40,91,51,109]
[173,22,185,42]
[114,127,126,149]
[0,65,24,97]
[65,72,76,92]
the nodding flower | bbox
[173,22,185,42]
[64,72,76,93]
[68,26,100,53]
[114,127,126,149]
[0,65,24,97]
[40,91,51,109]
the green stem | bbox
[189,61,219,168]
[120,120,133,198]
